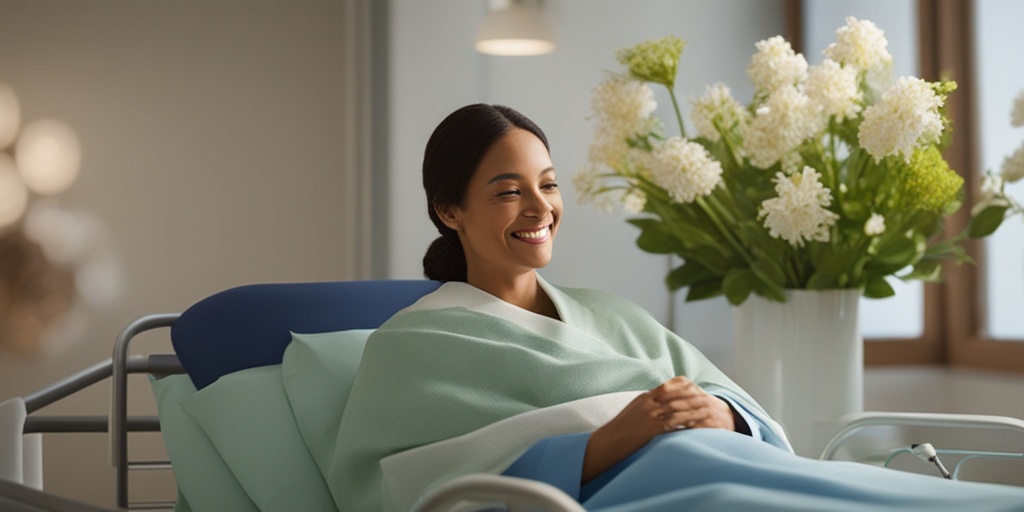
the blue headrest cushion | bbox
[170,280,441,389]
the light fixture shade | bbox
[475,0,556,56]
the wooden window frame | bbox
[927,0,1024,372]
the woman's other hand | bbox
[582,376,735,483]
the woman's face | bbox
[438,128,561,284]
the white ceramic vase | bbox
[732,289,863,457]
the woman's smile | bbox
[511,225,552,243]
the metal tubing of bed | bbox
[23,360,114,414]
[411,474,587,512]
[22,355,183,416]
[24,416,163,434]
[820,412,1024,461]
[20,355,179,436]
[110,313,180,510]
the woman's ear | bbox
[434,203,461,231]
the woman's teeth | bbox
[514,227,549,239]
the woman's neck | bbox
[468,271,560,320]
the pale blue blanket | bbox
[505,428,1024,511]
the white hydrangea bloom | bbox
[806,59,862,122]
[590,192,618,214]
[573,162,602,200]
[981,173,1004,199]
[691,83,749,142]
[649,136,722,203]
[587,125,630,170]
[858,76,944,162]
[574,162,617,214]
[747,36,808,94]
[588,75,658,168]
[971,174,1009,216]
[743,86,823,169]
[759,166,839,247]
[864,212,886,236]
[1001,142,1024,183]
[780,152,805,175]
[1011,90,1024,128]
[824,17,893,73]
[622,188,647,213]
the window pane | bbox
[861,279,923,338]
[976,0,1024,340]
[804,0,923,339]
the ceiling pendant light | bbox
[475,0,557,57]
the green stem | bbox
[696,196,752,265]
[826,125,838,190]
[715,119,743,170]
[786,246,804,287]
[667,87,687,139]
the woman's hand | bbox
[648,376,736,431]
[582,376,736,483]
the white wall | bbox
[0,1,353,506]
[389,0,786,368]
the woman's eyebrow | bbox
[485,167,556,185]
[486,172,522,185]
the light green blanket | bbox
[327,274,781,511]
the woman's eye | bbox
[543,182,559,190]
[497,189,520,197]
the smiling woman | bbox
[421,104,561,313]
[436,127,562,315]
[421,105,557,276]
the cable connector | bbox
[911,443,952,479]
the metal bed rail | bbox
[110,313,182,510]
[820,411,1024,468]
[14,311,183,511]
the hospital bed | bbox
[2,279,1024,511]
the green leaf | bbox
[747,256,786,301]
[722,268,756,305]
[806,271,835,290]
[900,258,943,282]
[666,261,716,290]
[864,277,895,298]
[872,234,921,267]
[805,252,845,289]
[751,256,786,288]
[969,205,1009,238]
[752,280,787,302]
[627,218,682,254]
[684,279,723,302]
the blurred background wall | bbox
[0,0,354,505]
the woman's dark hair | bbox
[422,104,549,282]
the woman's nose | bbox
[522,189,553,218]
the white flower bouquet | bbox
[575,17,1002,305]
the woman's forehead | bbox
[474,129,553,180]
